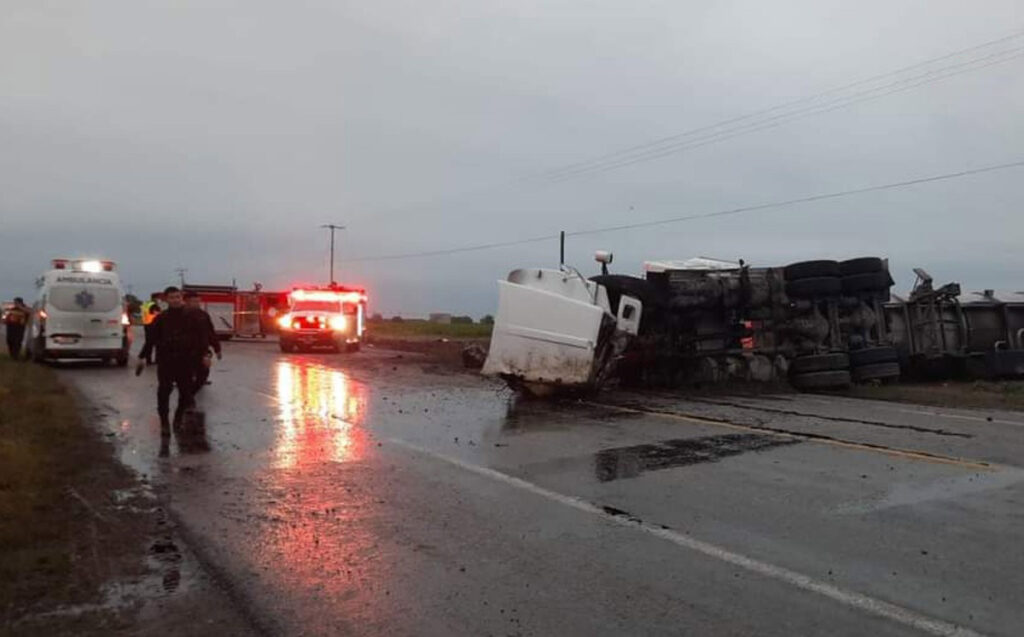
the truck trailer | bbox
[482,252,1024,395]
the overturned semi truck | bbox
[482,253,1024,395]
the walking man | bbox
[138,287,206,436]
[3,297,29,359]
[183,291,222,392]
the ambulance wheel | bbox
[116,353,129,367]
[346,342,361,353]
[279,342,293,353]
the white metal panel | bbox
[644,257,741,273]
[617,295,643,336]
[506,268,600,305]
[205,302,235,335]
[482,279,606,386]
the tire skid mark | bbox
[588,401,995,471]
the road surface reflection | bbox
[255,360,393,628]
[274,360,369,469]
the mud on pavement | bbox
[2,389,254,637]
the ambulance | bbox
[24,259,131,365]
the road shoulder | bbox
[0,355,254,636]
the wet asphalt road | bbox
[59,338,1024,636]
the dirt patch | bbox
[0,355,252,636]
[594,433,801,482]
[365,336,490,370]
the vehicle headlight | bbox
[329,315,347,331]
[277,315,292,329]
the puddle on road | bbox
[503,398,644,432]
[595,433,801,482]
[273,360,369,469]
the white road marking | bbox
[389,438,988,637]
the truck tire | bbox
[791,369,852,390]
[786,277,842,299]
[842,271,893,294]
[839,257,884,276]
[850,346,898,367]
[852,362,901,383]
[784,260,840,281]
[790,353,849,374]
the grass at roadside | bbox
[0,354,144,631]
[367,319,492,340]
[842,379,1024,412]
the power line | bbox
[346,29,1024,224]
[541,47,1024,184]
[341,159,1024,263]
[569,159,1024,236]
[529,29,1024,182]
[341,233,558,262]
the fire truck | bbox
[153,284,290,340]
[152,283,367,352]
[276,286,367,353]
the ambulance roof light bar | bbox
[52,259,116,272]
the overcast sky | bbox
[2,0,1022,316]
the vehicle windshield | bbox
[47,285,120,313]
[291,300,341,313]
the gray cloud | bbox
[3,0,1023,316]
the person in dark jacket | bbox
[184,291,222,392]
[138,286,207,436]
[3,297,30,359]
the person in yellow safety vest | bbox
[141,293,162,364]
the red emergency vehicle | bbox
[276,286,367,353]
[153,285,291,340]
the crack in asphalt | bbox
[653,396,974,439]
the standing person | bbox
[3,297,29,359]
[183,291,222,392]
[138,287,206,436]
[141,293,162,364]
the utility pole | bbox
[320,224,346,284]
[174,267,187,287]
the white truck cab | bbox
[482,263,643,395]
[24,259,131,365]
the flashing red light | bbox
[290,289,367,304]
[52,259,67,270]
